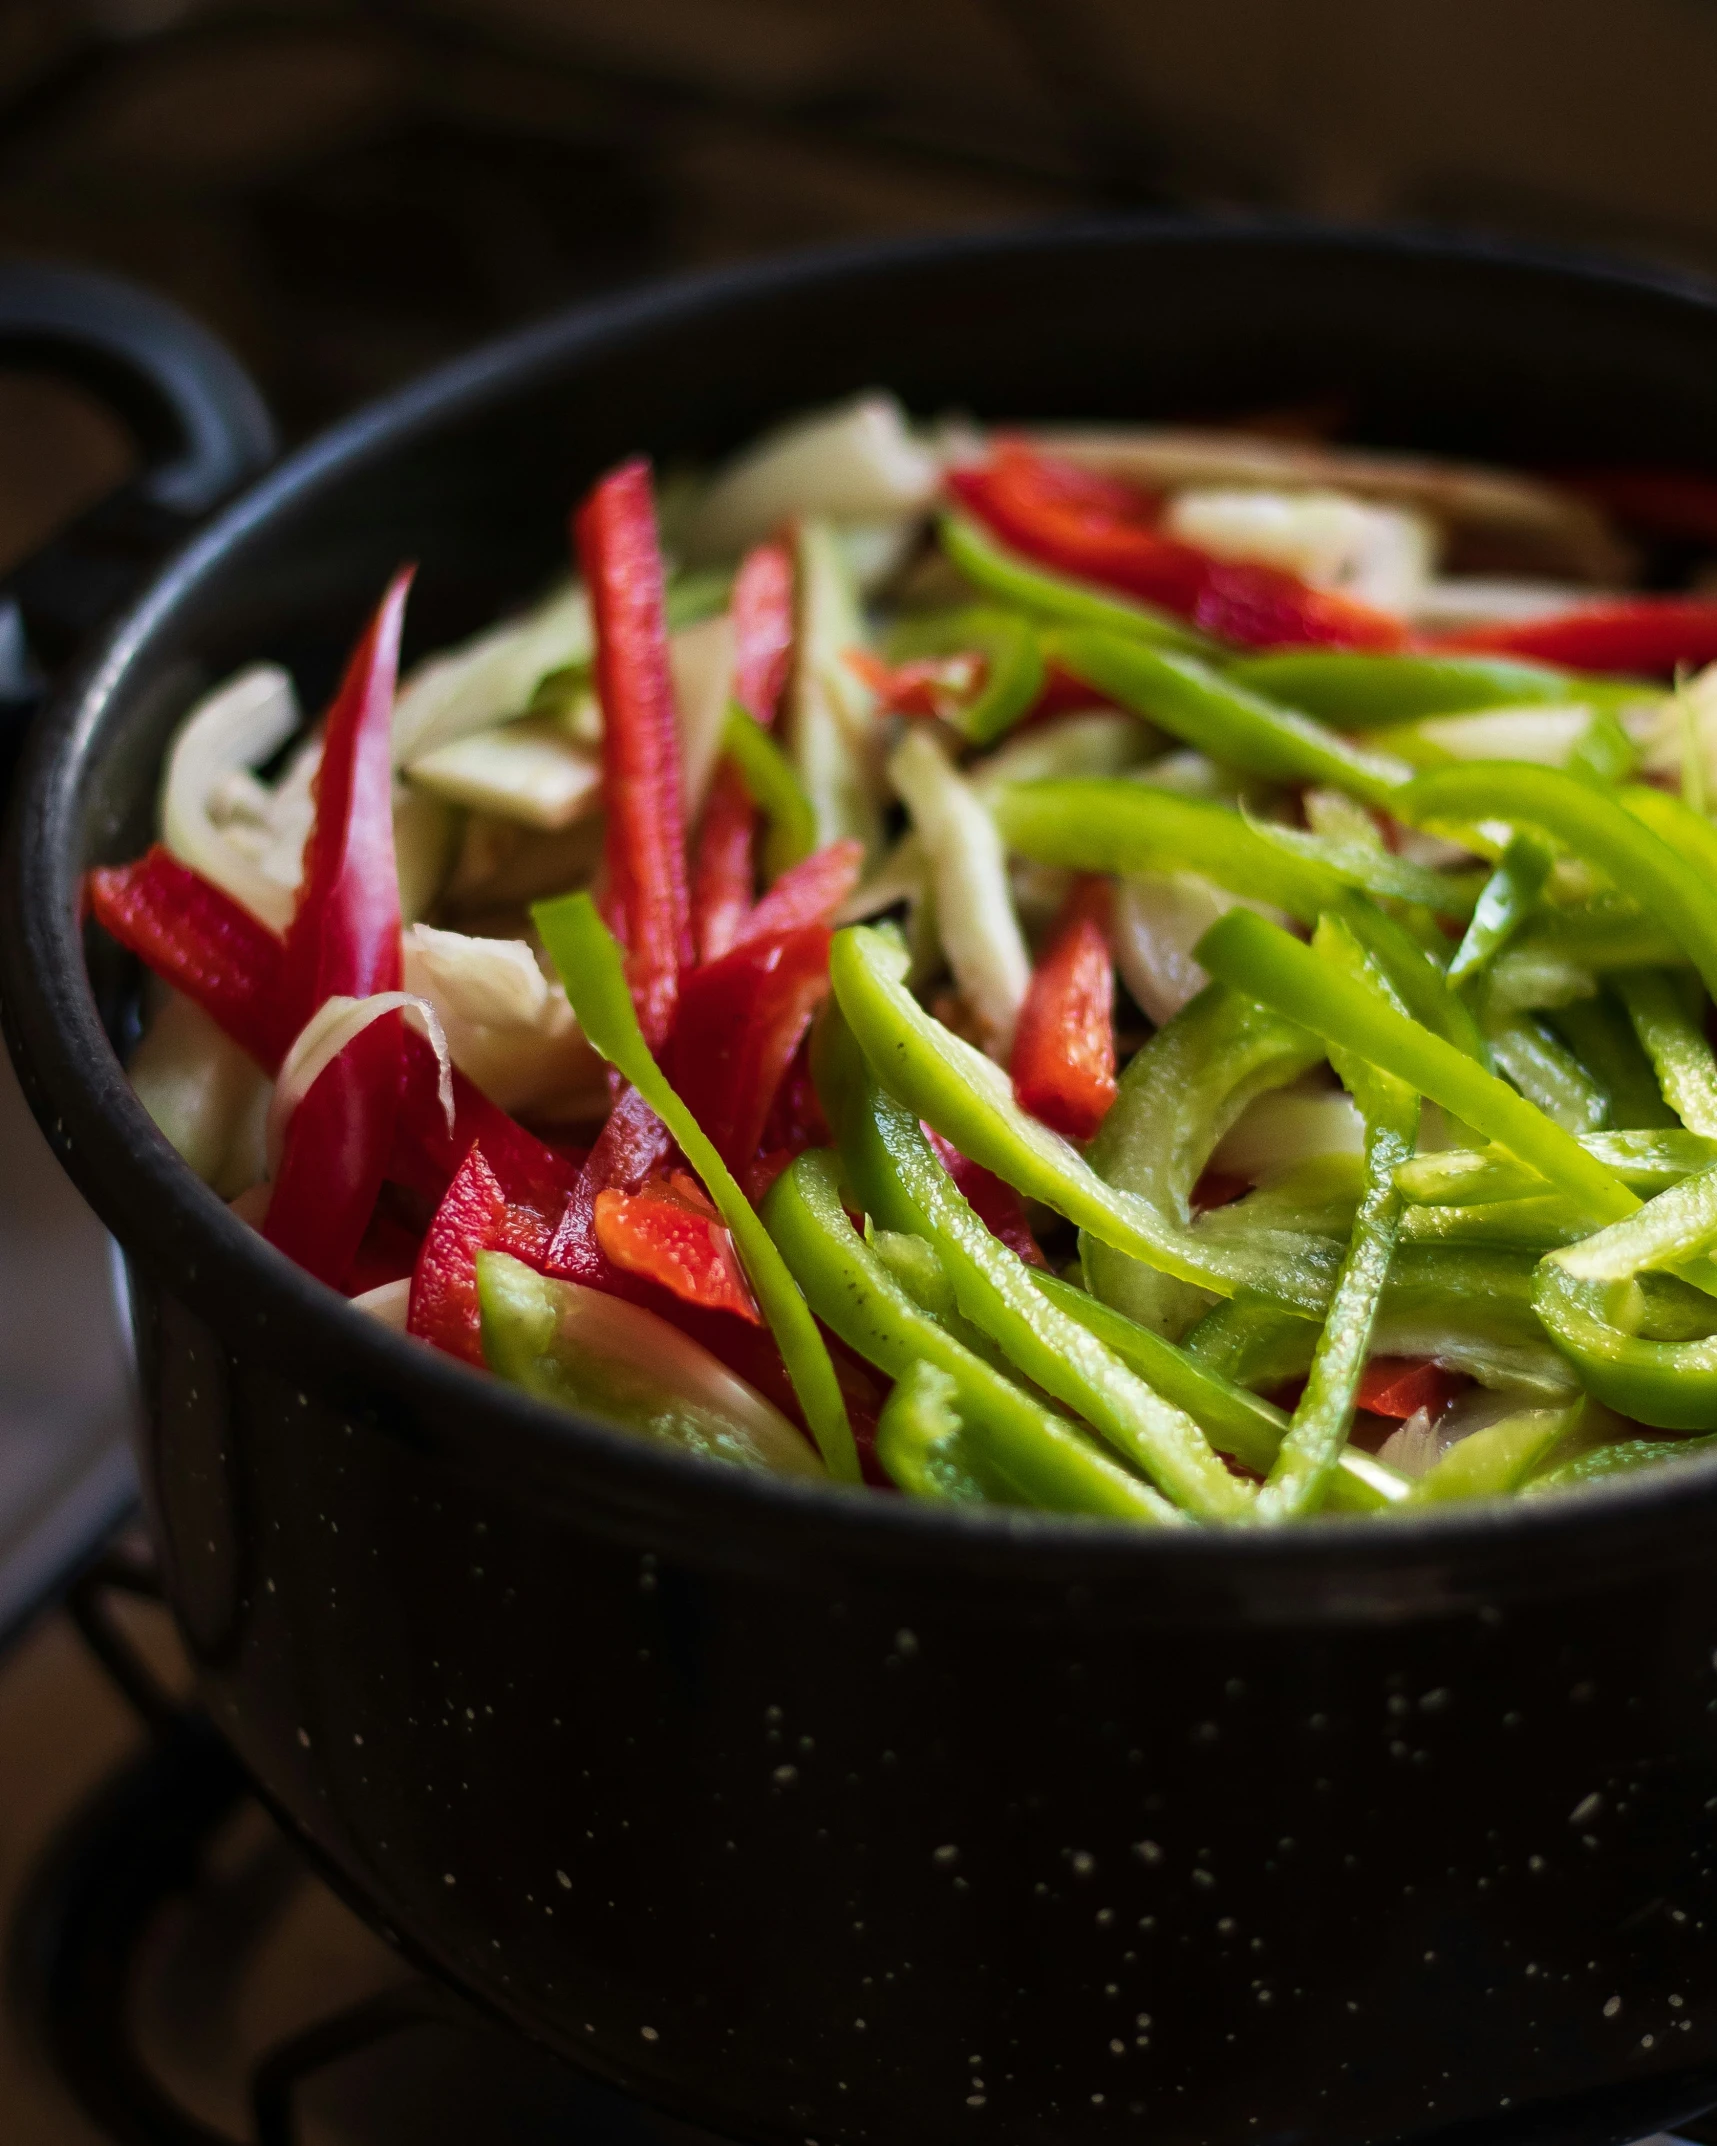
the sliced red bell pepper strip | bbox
[344,1197,423,1298]
[691,760,755,965]
[949,443,1407,652]
[844,646,988,722]
[1011,875,1117,1143]
[594,1170,763,1323]
[1354,1357,1468,1420]
[576,459,692,1050]
[409,1143,557,1367]
[388,1026,580,1218]
[265,571,414,1288]
[922,1124,1047,1268]
[731,538,795,726]
[86,845,297,1069]
[729,837,863,952]
[1430,596,1717,673]
[544,1084,676,1287]
[670,925,833,1178]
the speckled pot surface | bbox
[10,221,1717,2146]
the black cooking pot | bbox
[8,221,1717,2146]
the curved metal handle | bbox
[0,260,277,767]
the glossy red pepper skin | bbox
[85,846,298,1069]
[729,838,863,952]
[671,926,833,1179]
[731,538,795,724]
[1432,596,1717,673]
[593,1172,762,1323]
[388,1029,579,1218]
[922,1124,1047,1268]
[409,1144,556,1367]
[949,443,1407,652]
[344,1199,423,1297]
[1355,1357,1467,1420]
[691,762,755,965]
[576,459,692,1050]
[266,571,413,1287]
[1011,876,1118,1143]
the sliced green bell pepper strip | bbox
[1407,1402,1580,1504]
[830,924,1345,1315]
[939,510,1211,653]
[722,702,818,879]
[1483,1011,1607,1133]
[884,605,1046,746]
[1196,908,1639,1225]
[1524,1432,1717,1495]
[477,1250,824,1478]
[1401,762,1717,1006]
[1448,832,1553,986]
[1047,629,1414,810]
[1337,897,1491,1064]
[1239,813,1487,918]
[1223,650,1601,725]
[1258,915,1420,1521]
[873,1360,1015,1505]
[838,1073,1253,1519]
[763,1150,1179,1522]
[1546,990,1678,1131]
[533,890,859,1481]
[1615,969,1717,1137]
[1399,1191,1589,1252]
[1534,1166,1717,1427]
[1397,1128,1717,1206]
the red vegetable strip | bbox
[844,646,987,722]
[86,845,297,1069]
[545,1085,675,1286]
[263,1015,404,1287]
[594,1172,763,1324]
[729,838,863,951]
[1430,596,1717,674]
[344,1198,423,1299]
[922,1123,1047,1268]
[670,925,832,1178]
[267,573,415,1285]
[949,443,1406,652]
[409,1143,557,1366]
[691,761,756,965]
[282,567,413,1018]
[731,538,795,727]
[388,1027,579,1218]
[576,459,692,1050]
[1011,875,1117,1143]
[1355,1357,1467,1420]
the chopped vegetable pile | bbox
[96,394,1717,1519]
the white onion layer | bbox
[266,992,453,1179]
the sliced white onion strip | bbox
[161,663,302,931]
[266,991,453,1179]
[352,1277,412,1328]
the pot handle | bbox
[0,260,277,783]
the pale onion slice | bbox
[686,392,941,561]
[837,831,926,923]
[266,992,453,1179]
[1636,660,1717,797]
[1406,578,1603,631]
[669,609,737,815]
[405,719,602,829]
[161,663,302,931]
[524,1266,824,1479]
[836,517,922,595]
[889,726,1031,1060]
[352,1277,412,1328]
[1404,706,1606,765]
[1210,1089,1365,1181]
[967,711,1150,800]
[128,988,270,1196]
[1164,487,1435,611]
[402,922,606,1120]
[391,582,591,765]
[1112,873,1281,1028]
[788,519,885,858]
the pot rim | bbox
[12,208,1717,1586]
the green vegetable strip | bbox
[873,1361,1010,1505]
[1448,832,1553,986]
[721,702,818,878]
[763,1152,1180,1522]
[1547,992,1678,1131]
[1397,1129,1717,1205]
[1403,763,1717,1007]
[994,779,1358,921]
[1240,815,1487,917]
[841,1079,1253,1519]
[830,924,1344,1311]
[1337,897,1491,1063]
[938,511,1211,652]
[1047,629,1414,810]
[1196,908,1639,1224]
[1224,650,1595,725]
[1484,1014,1607,1133]
[533,891,859,1481]
[1617,970,1717,1137]
[1409,1404,1579,1504]
[1526,1434,1717,1494]
[1258,916,1419,1522]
